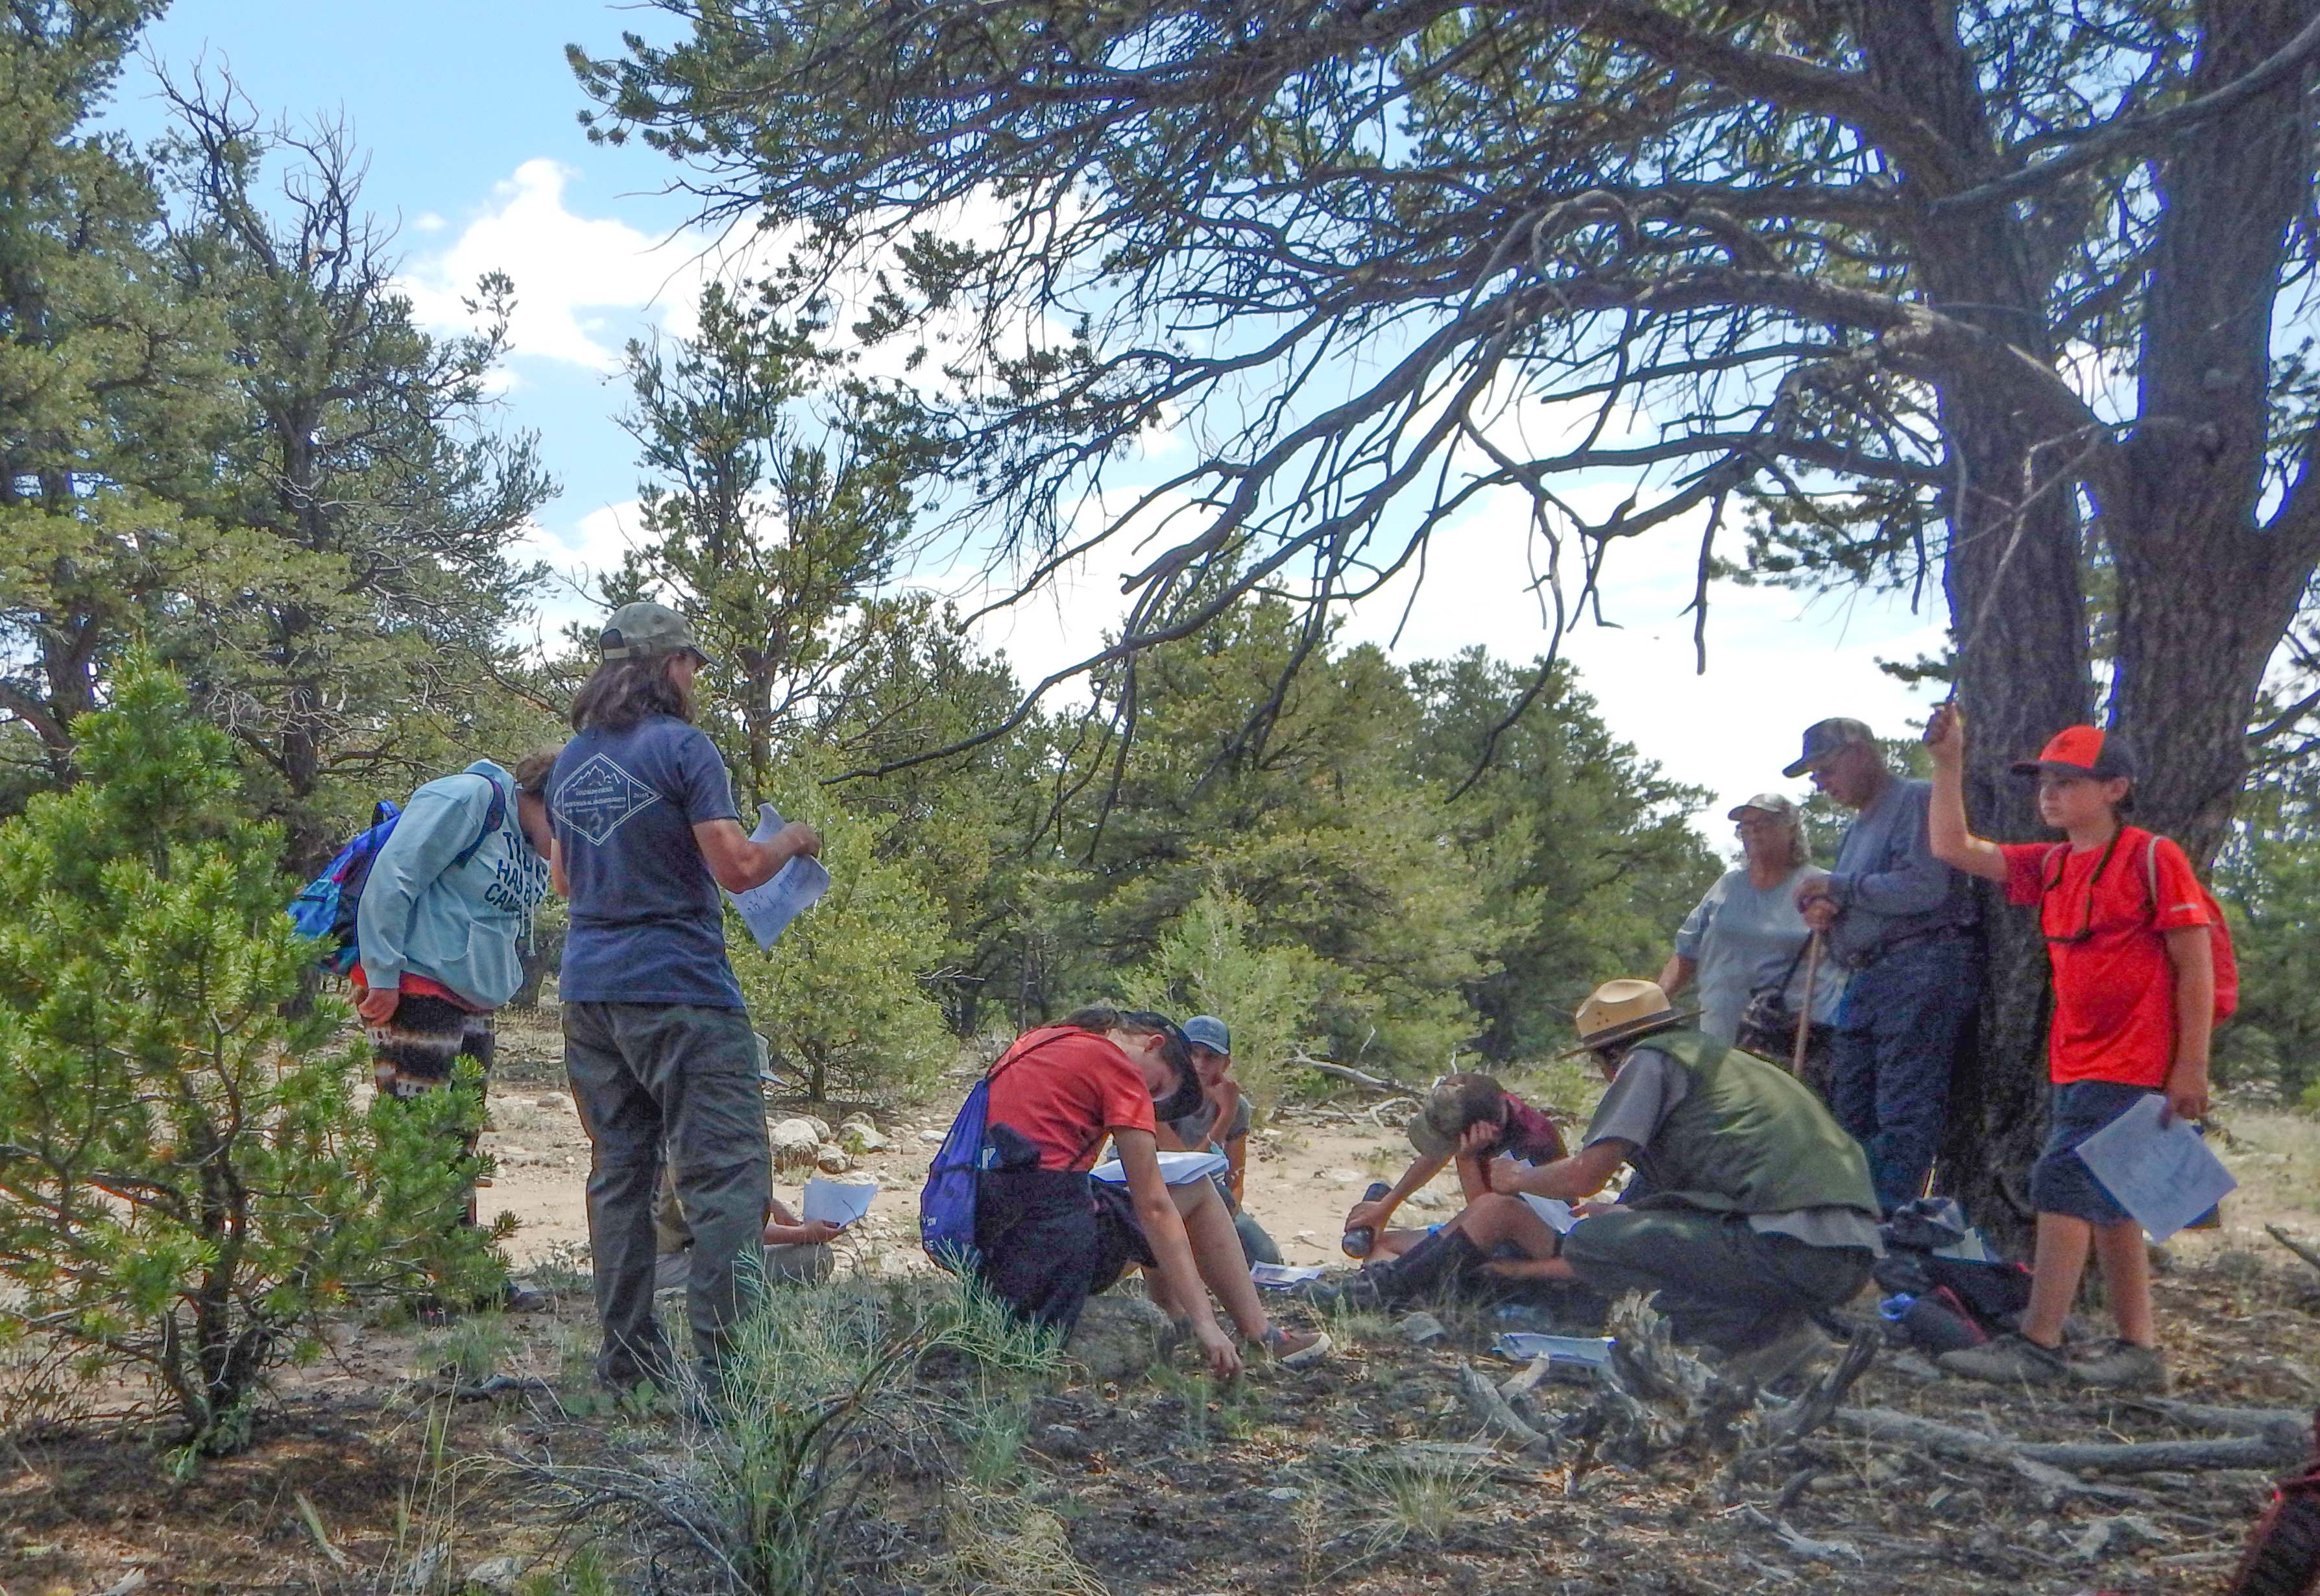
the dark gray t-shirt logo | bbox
[559,752,661,845]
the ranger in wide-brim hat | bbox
[1562,978,1689,1056]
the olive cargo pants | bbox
[564,1001,771,1390]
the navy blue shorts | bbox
[2029,1080,2158,1227]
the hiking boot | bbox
[1937,1332,2068,1386]
[1303,1229,1482,1312]
[1257,1325,1332,1369]
[2070,1337,2168,1392]
[1720,1317,1833,1390]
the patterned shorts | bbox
[368,991,495,1100]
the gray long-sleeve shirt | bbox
[1821,776,1976,967]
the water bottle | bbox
[1342,1181,1394,1258]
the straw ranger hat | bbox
[1562,978,1688,1056]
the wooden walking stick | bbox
[1791,931,1824,1076]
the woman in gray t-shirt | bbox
[1659,793,1843,1046]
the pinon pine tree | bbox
[0,658,499,1458]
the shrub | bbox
[734,801,955,1104]
[1124,885,1324,1102]
[0,659,496,1456]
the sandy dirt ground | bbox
[476,1048,1452,1274]
[476,1009,2319,1277]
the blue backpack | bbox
[287,776,505,976]
[919,1035,1065,1273]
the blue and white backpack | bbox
[286,775,505,974]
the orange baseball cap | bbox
[2011,725,2135,781]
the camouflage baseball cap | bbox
[599,601,710,666]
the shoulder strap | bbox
[450,773,510,869]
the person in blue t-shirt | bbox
[548,600,821,1394]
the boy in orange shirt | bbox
[1924,707,2214,1390]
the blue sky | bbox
[106,1,1950,835]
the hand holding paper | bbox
[2074,1093,2236,1242]
[729,804,832,949]
[802,1177,876,1228]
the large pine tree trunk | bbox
[2107,0,2320,871]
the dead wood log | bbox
[1499,1355,1553,1402]
[1456,1362,1562,1464]
[2005,1455,2156,1507]
[1289,1054,1410,1094]
[1833,1406,2308,1474]
[2267,1223,2320,1276]
[2130,1398,2312,1451]
[1761,1331,1880,1449]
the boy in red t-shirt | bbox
[1925,707,2214,1391]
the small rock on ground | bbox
[1397,1311,1448,1346]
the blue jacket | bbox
[356,761,553,1010]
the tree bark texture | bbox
[1853,0,2320,1234]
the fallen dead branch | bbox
[1288,1054,1409,1094]
[1833,1406,2310,1474]
[1456,1362,1561,1464]
[1737,1504,1863,1566]
[2131,1397,2312,1449]
[2266,1223,2320,1276]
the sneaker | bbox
[1937,1331,2069,1386]
[1257,1325,1332,1369]
[2070,1337,2168,1392]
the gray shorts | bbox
[2029,1080,2156,1227]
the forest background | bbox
[10,0,2320,1141]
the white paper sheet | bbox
[1250,1263,1327,1288]
[2074,1092,2236,1242]
[1492,1333,1613,1366]
[1517,1194,1580,1234]
[1089,1149,1230,1187]
[729,804,832,949]
[801,1177,876,1227]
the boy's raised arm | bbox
[1924,703,2010,883]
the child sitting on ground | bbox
[967,1007,1328,1375]
[1316,1073,1571,1307]
[1924,706,2214,1391]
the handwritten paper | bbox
[2074,1093,2236,1242]
[801,1178,876,1227]
[729,804,832,949]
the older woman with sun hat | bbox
[1659,792,1843,1086]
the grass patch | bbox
[1336,1447,1489,1553]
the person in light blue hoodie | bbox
[353,749,560,1261]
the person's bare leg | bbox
[2020,1213,2094,1347]
[1170,1179,1270,1340]
[2090,1218,2155,1346]
[1455,1194,1562,1262]
[1370,1227,1433,1259]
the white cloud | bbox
[1336,493,1950,835]
[400,160,732,370]
[509,500,649,648]
[413,211,446,234]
